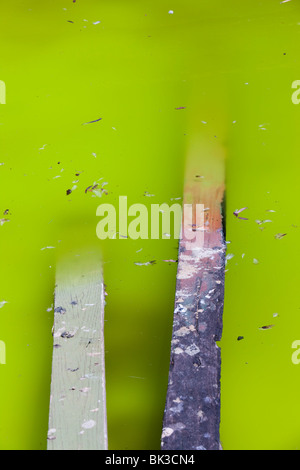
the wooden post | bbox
[47,249,107,450]
[161,135,226,450]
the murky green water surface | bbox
[0,0,299,450]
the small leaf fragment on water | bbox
[233,207,248,217]
[259,325,275,330]
[225,253,234,262]
[255,219,272,225]
[0,219,10,226]
[275,233,287,239]
[134,260,156,266]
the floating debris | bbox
[237,336,244,341]
[134,260,156,266]
[255,219,272,225]
[275,233,287,239]
[259,325,275,330]
[0,301,8,309]
[233,207,248,219]
[0,218,9,226]
[82,118,102,125]
[175,107,186,110]
[253,258,259,264]
[163,259,178,263]
[225,253,234,262]
[41,246,56,250]
[66,189,72,196]
[143,191,155,197]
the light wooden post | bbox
[47,250,107,450]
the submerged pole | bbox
[161,132,226,450]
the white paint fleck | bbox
[82,420,96,430]
[185,344,200,356]
[174,326,191,337]
[174,347,184,355]
[162,427,174,438]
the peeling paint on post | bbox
[161,133,226,450]
[47,249,107,450]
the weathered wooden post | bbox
[47,249,107,450]
[161,135,226,450]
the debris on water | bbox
[93,21,101,25]
[41,246,55,250]
[66,189,72,195]
[134,260,156,266]
[266,209,276,213]
[67,20,74,23]
[0,219,10,226]
[237,336,244,341]
[259,325,275,330]
[195,175,204,179]
[175,107,186,110]
[0,301,8,308]
[85,181,108,197]
[225,253,234,262]
[273,313,279,318]
[163,259,178,263]
[168,10,174,14]
[255,219,272,225]
[143,191,155,197]
[233,207,248,218]
[275,233,287,239]
[82,118,102,125]
[253,258,259,264]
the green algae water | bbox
[0,0,300,450]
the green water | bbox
[0,0,299,450]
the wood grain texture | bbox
[47,250,107,450]
[161,137,226,451]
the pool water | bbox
[0,0,300,450]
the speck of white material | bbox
[225,253,234,261]
[0,301,8,308]
[92,152,97,158]
[48,429,56,436]
[201,121,207,124]
[185,344,200,356]
[174,326,191,337]
[273,313,279,318]
[82,420,96,430]
[41,246,55,250]
[242,253,245,258]
[93,21,101,24]
[162,427,174,438]
[253,258,259,264]
[280,0,291,3]
[90,408,99,413]
[174,347,184,355]
[168,10,174,14]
